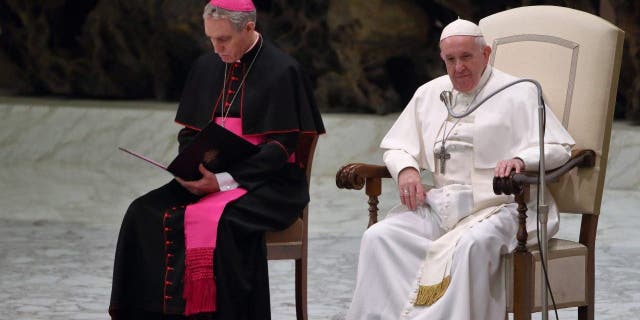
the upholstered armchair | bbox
[336,6,624,320]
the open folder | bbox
[119,121,259,181]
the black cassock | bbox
[109,37,325,320]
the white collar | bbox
[235,31,261,62]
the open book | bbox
[119,121,259,181]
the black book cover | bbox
[119,122,258,181]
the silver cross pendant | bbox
[434,144,451,174]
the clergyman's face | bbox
[439,36,491,93]
[204,17,255,63]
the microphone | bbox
[439,90,453,110]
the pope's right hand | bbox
[397,167,425,211]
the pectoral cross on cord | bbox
[435,144,451,174]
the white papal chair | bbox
[482,6,623,320]
[336,5,624,320]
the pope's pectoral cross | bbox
[434,144,451,174]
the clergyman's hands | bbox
[397,167,425,211]
[175,163,220,195]
[494,158,526,178]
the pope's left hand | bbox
[494,158,525,178]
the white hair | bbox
[474,36,488,48]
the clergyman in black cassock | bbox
[108,1,325,319]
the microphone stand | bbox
[441,79,549,319]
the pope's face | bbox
[204,18,255,63]
[439,36,491,93]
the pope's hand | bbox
[494,158,525,178]
[397,167,425,211]
[175,163,220,195]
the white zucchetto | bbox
[440,18,483,41]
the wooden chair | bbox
[336,6,624,320]
[265,133,318,320]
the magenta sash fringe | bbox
[183,188,247,315]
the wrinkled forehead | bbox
[439,36,481,54]
[204,17,236,37]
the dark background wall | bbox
[0,0,638,121]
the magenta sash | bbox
[183,117,264,315]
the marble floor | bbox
[0,98,638,320]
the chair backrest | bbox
[295,132,318,234]
[479,5,624,215]
[297,133,319,191]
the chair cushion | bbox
[504,238,588,312]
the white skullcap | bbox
[440,18,483,41]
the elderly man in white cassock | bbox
[346,19,575,320]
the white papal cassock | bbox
[346,66,575,320]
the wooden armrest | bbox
[336,163,391,227]
[336,163,391,190]
[493,149,596,196]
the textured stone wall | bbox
[0,0,206,100]
[0,0,638,120]
[609,0,640,122]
